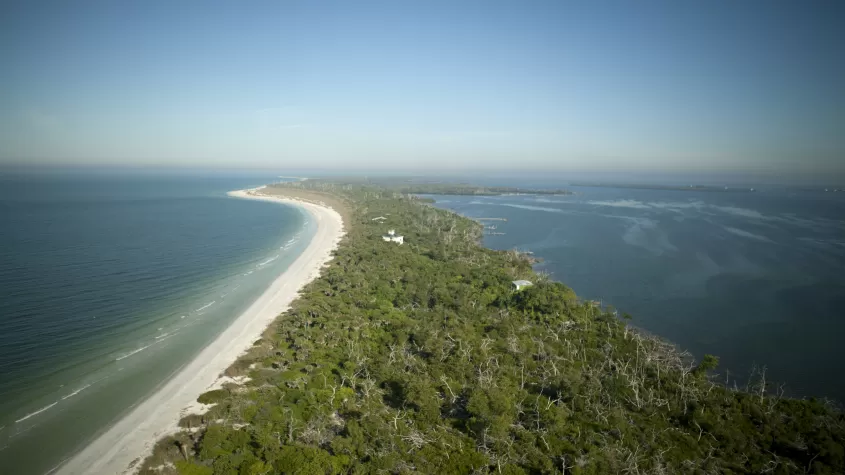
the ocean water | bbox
[428,185,845,403]
[0,172,313,474]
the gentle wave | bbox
[60,383,92,401]
[258,255,279,267]
[9,423,37,439]
[116,330,178,361]
[195,301,216,312]
[44,457,71,475]
[15,402,58,423]
[115,343,154,361]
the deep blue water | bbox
[0,172,312,474]
[428,185,845,403]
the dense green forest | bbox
[285,177,573,196]
[141,181,844,474]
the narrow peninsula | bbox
[133,180,843,474]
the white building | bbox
[512,280,533,291]
[382,229,404,244]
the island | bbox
[136,179,843,475]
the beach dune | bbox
[56,188,344,475]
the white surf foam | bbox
[258,255,279,267]
[115,343,154,362]
[16,402,59,423]
[60,384,92,401]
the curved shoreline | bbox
[57,188,345,475]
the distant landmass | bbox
[570,182,758,192]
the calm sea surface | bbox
[428,185,845,403]
[0,172,312,474]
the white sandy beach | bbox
[56,187,344,475]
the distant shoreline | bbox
[56,187,345,475]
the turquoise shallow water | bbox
[0,172,312,474]
[428,184,845,403]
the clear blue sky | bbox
[1,0,843,179]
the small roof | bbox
[512,280,532,286]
